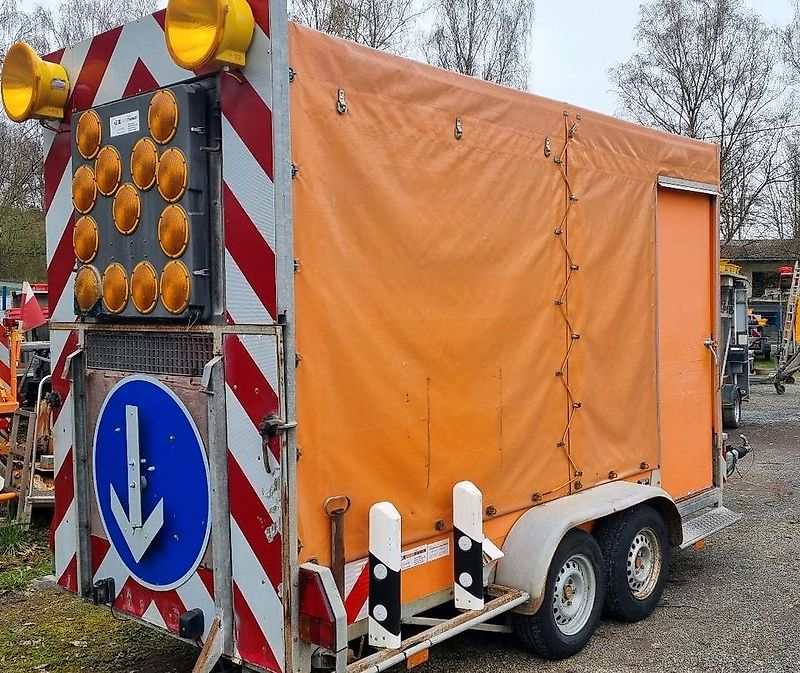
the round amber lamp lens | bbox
[166,0,224,70]
[131,137,158,190]
[157,147,188,203]
[161,260,191,314]
[102,263,129,314]
[165,0,255,70]
[148,90,179,144]
[95,145,122,196]
[75,265,102,313]
[113,183,141,235]
[131,261,159,314]
[73,215,99,263]
[76,110,102,159]
[1,42,39,123]
[72,165,97,214]
[158,204,190,258]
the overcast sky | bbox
[530,0,795,115]
[33,0,796,116]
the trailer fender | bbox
[494,481,681,614]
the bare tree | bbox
[289,0,420,53]
[1,0,157,56]
[781,0,800,80]
[0,0,159,202]
[0,0,157,281]
[0,123,43,211]
[758,136,800,240]
[423,0,535,89]
[611,0,790,242]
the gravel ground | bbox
[2,384,797,672]
[416,383,800,673]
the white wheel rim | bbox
[551,553,596,636]
[627,527,662,599]
[734,397,741,424]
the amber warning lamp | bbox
[165,0,256,71]
[1,42,70,123]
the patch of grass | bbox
[0,589,196,673]
[0,522,52,593]
[0,521,28,554]
[0,523,196,672]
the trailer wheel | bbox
[513,529,605,660]
[595,505,670,622]
[722,390,741,429]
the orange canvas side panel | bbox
[547,104,719,494]
[289,24,570,565]
[567,122,660,490]
[287,22,720,576]
[656,187,716,498]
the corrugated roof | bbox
[720,239,800,262]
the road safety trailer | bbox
[1,0,745,670]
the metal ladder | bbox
[778,261,800,370]
[0,409,34,522]
[0,406,54,525]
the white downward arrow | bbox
[110,405,165,563]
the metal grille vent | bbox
[86,331,214,377]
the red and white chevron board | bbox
[45,1,284,667]
[224,332,284,669]
[344,558,370,625]
[0,326,11,397]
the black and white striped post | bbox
[368,502,402,648]
[453,481,484,610]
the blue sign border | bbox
[92,375,212,591]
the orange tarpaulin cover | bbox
[289,23,720,567]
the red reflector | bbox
[299,567,337,650]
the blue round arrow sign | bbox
[93,376,211,590]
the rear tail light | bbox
[299,566,339,651]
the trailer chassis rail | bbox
[346,585,529,673]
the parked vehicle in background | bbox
[0,1,748,671]
[720,263,751,428]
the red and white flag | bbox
[19,282,46,332]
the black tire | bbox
[595,504,670,622]
[722,390,741,429]
[775,381,786,395]
[513,529,605,660]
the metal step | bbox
[347,585,529,673]
[680,506,742,549]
